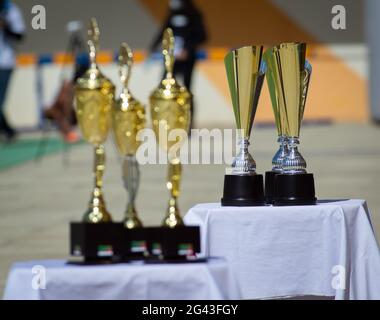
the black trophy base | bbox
[70,222,124,263]
[221,174,265,206]
[146,226,200,260]
[274,173,317,206]
[265,171,279,205]
[70,223,200,262]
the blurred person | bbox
[0,0,25,142]
[43,21,88,143]
[150,0,208,129]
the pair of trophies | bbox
[221,44,316,207]
[75,19,190,229]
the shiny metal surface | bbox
[122,155,143,229]
[265,43,312,174]
[74,18,114,223]
[224,45,265,175]
[112,43,145,228]
[271,135,288,173]
[149,28,191,228]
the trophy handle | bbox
[163,158,184,228]
[118,43,133,91]
[162,28,175,78]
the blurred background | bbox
[0,0,379,293]
[3,0,370,129]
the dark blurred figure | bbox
[43,21,88,143]
[0,0,25,142]
[150,0,207,129]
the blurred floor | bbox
[1,122,380,295]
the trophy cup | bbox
[221,45,266,206]
[112,43,145,229]
[74,18,115,222]
[263,47,288,204]
[149,28,191,227]
[265,42,316,206]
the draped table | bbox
[184,199,380,300]
[3,258,241,300]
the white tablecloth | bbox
[3,258,241,300]
[184,199,380,300]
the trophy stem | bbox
[122,155,143,229]
[229,138,256,175]
[282,137,307,174]
[83,145,112,223]
[163,159,184,228]
[272,135,288,173]
[94,145,105,189]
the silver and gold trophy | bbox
[221,45,266,206]
[263,47,288,204]
[149,28,191,227]
[74,18,115,222]
[112,43,145,229]
[264,42,316,205]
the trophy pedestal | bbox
[70,222,124,263]
[146,226,200,260]
[221,174,265,206]
[70,223,200,262]
[265,171,279,204]
[274,173,317,206]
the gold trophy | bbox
[221,45,266,206]
[112,43,145,229]
[149,28,191,227]
[264,42,316,205]
[74,18,115,222]
[263,47,288,204]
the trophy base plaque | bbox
[274,173,317,206]
[146,226,200,260]
[264,171,279,204]
[70,223,200,262]
[221,174,265,206]
[70,222,124,262]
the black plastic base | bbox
[274,173,317,206]
[221,174,265,206]
[265,171,279,205]
[70,223,124,261]
[70,223,200,262]
[146,226,200,259]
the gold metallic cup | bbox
[264,42,316,206]
[264,48,288,172]
[221,45,266,206]
[74,18,115,223]
[266,42,312,173]
[224,45,265,174]
[112,43,145,229]
[149,28,191,227]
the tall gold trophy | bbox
[264,42,316,205]
[263,47,288,204]
[74,18,115,222]
[221,46,266,206]
[149,28,191,227]
[112,43,145,229]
